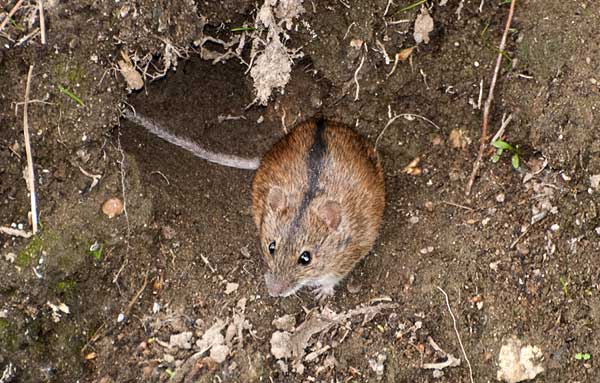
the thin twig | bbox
[15,28,39,46]
[489,113,513,144]
[465,0,517,196]
[437,286,474,383]
[124,271,149,317]
[441,201,474,211]
[0,0,25,33]
[38,0,46,44]
[23,64,38,234]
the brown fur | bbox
[252,119,385,296]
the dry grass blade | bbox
[38,0,46,44]
[23,64,39,234]
[465,0,517,196]
[0,0,25,33]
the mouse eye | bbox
[268,241,276,256]
[298,251,311,265]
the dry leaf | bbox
[402,157,422,175]
[449,128,469,149]
[84,352,97,360]
[396,47,415,62]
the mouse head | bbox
[259,185,348,297]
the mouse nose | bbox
[264,273,289,297]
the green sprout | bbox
[491,139,521,169]
[499,0,512,5]
[58,85,85,106]
[559,276,569,295]
[395,0,428,14]
[87,241,103,261]
[231,26,256,32]
[9,17,26,32]
[575,352,591,361]
[165,369,175,378]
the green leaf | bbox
[491,140,514,151]
[396,0,427,13]
[58,85,85,106]
[492,149,502,163]
[231,26,256,32]
[583,353,591,360]
[511,153,520,169]
[87,242,103,261]
[575,353,583,360]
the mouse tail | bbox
[122,109,260,170]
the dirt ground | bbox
[1,0,599,382]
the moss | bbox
[56,280,78,296]
[16,235,45,268]
[0,318,18,352]
[52,58,86,86]
[67,65,85,84]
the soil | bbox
[1,0,599,382]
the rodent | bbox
[123,110,385,299]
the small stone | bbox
[272,315,296,332]
[277,360,289,373]
[163,354,175,364]
[490,261,500,272]
[595,227,600,236]
[368,353,387,379]
[225,282,239,295]
[496,193,506,203]
[346,281,362,294]
[4,252,16,263]
[449,170,461,181]
[409,216,419,224]
[550,224,559,232]
[590,175,600,189]
[102,198,124,219]
[169,331,193,349]
[424,201,434,212]
[270,331,292,359]
[210,344,230,363]
[162,225,176,239]
[240,246,251,258]
[497,337,545,383]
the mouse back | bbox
[252,119,385,297]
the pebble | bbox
[496,193,505,203]
[169,331,193,349]
[424,201,434,211]
[272,315,296,332]
[102,197,124,219]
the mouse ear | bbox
[268,186,286,211]
[318,200,342,231]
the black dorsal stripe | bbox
[291,119,327,234]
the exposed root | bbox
[465,0,517,196]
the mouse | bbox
[123,110,385,299]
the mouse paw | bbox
[313,285,335,301]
